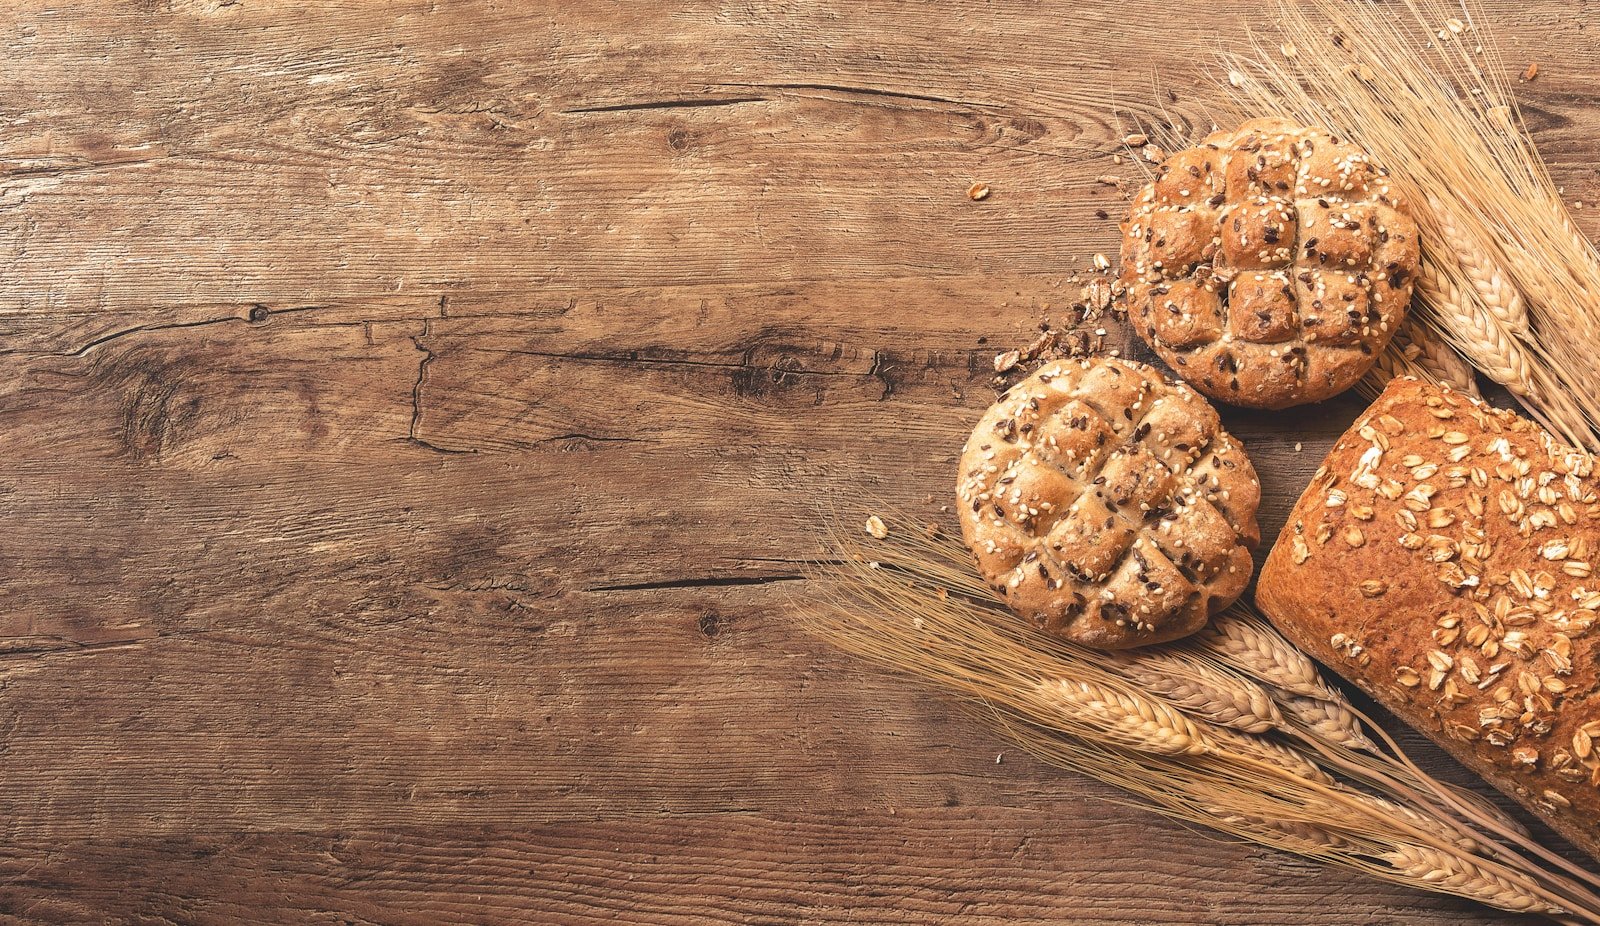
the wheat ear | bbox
[1399,317,1480,396]
[1381,844,1567,916]
[1427,196,1529,333]
[1209,726,1333,785]
[1354,794,1479,854]
[1362,337,1429,399]
[1033,678,1210,757]
[1414,258,1540,401]
[1107,650,1283,734]
[1189,610,1324,699]
[1361,321,1479,400]
[1280,693,1380,754]
[1209,809,1357,852]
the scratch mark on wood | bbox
[868,350,894,400]
[64,306,328,357]
[1,156,162,182]
[472,345,878,379]
[534,433,646,445]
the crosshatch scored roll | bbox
[957,356,1260,649]
[1121,117,1420,409]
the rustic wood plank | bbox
[1,0,1597,922]
[0,812,1521,926]
[0,0,1588,345]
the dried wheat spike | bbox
[1414,258,1540,401]
[1427,196,1528,333]
[1361,336,1427,400]
[1210,808,1354,852]
[1191,610,1324,698]
[1355,794,1478,853]
[1108,650,1284,734]
[1280,692,1380,754]
[1034,678,1210,756]
[1397,317,1479,396]
[1210,725,1333,784]
[1381,844,1567,915]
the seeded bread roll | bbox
[1258,378,1600,860]
[1120,117,1419,409]
[957,356,1260,649]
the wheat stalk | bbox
[1362,339,1428,400]
[1414,258,1541,401]
[1035,678,1210,756]
[1209,725,1333,784]
[1401,319,1481,396]
[1363,315,1481,398]
[1357,794,1480,854]
[805,509,1600,920]
[1381,844,1568,915]
[1187,610,1324,699]
[1221,0,1600,450]
[1428,195,1529,333]
[1001,701,1588,918]
[1363,327,1481,400]
[1363,319,1475,399]
[1280,693,1381,754]
[1107,650,1283,734]
[1209,809,1356,852]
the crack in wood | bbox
[867,349,894,400]
[585,574,805,593]
[403,321,478,455]
[62,305,328,357]
[718,81,999,109]
[471,345,878,380]
[0,630,207,660]
[1,156,163,182]
[562,96,767,114]
[534,433,646,445]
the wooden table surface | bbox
[4,2,1599,923]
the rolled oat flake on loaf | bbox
[1259,377,1600,861]
[957,356,1261,650]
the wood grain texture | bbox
[0,0,1593,922]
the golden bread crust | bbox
[1121,117,1419,409]
[958,356,1260,649]
[1260,378,1600,860]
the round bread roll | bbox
[957,357,1260,649]
[1120,117,1419,409]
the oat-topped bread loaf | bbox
[957,356,1260,649]
[1120,117,1419,409]
[1259,378,1600,860]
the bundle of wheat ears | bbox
[804,0,1600,920]
[809,515,1600,921]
